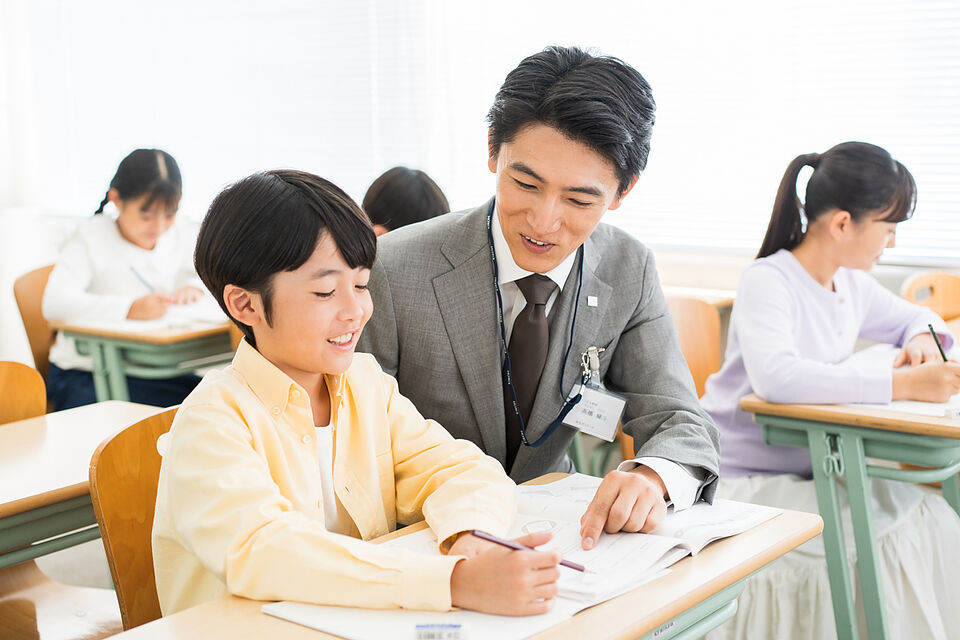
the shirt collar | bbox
[232,338,344,414]
[491,204,578,290]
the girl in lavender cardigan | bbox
[702,142,960,640]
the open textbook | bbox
[844,344,960,418]
[262,474,779,640]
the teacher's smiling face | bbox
[488,123,636,274]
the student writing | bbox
[700,142,960,640]
[42,148,204,410]
[151,170,561,617]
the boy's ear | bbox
[223,284,263,327]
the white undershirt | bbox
[315,424,343,533]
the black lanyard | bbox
[486,200,587,447]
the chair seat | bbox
[0,560,122,640]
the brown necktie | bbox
[503,274,558,471]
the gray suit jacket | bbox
[358,200,720,499]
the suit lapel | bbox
[511,237,613,476]
[432,203,506,460]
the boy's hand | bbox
[447,533,496,558]
[127,293,172,320]
[579,467,667,550]
[894,333,944,368]
[450,532,560,616]
[170,286,204,305]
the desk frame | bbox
[754,412,960,640]
[0,495,99,569]
[66,330,232,402]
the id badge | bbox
[562,382,626,442]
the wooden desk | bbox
[0,401,159,568]
[661,285,736,309]
[113,474,822,640]
[741,393,960,640]
[50,321,233,402]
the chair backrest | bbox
[13,265,55,380]
[666,296,722,397]
[619,296,723,462]
[89,407,177,630]
[228,323,243,351]
[900,271,960,321]
[0,361,46,424]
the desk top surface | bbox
[741,393,960,438]
[114,474,822,640]
[50,321,230,345]
[661,285,736,309]
[0,401,160,517]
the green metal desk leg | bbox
[87,339,112,401]
[840,433,889,640]
[101,341,130,401]
[942,473,960,517]
[807,427,859,640]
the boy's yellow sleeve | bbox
[153,402,460,615]
[380,369,518,548]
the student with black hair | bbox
[362,166,450,236]
[359,46,720,550]
[701,142,960,639]
[42,148,204,410]
[152,170,558,617]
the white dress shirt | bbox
[491,207,700,510]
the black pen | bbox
[928,324,949,363]
[468,529,593,573]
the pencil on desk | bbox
[468,529,592,573]
[928,323,949,363]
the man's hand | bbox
[579,467,667,550]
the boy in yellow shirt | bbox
[152,170,560,616]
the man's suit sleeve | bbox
[606,250,721,502]
[359,256,400,377]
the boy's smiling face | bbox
[248,233,372,385]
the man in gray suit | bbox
[359,46,719,550]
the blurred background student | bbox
[42,148,205,410]
[702,142,960,640]
[362,166,450,236]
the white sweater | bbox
[42,214,204,371]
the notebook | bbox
[262,474,779,640]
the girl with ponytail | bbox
[700,142,960,639]
[42,148,206,410]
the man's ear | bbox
[607,175,640,211]
[223,284,263,328]
[487,128,499,173]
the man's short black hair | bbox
[487,45,656,196]
[195,170,377,348]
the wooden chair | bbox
[0,361,46,424]
[13,265,56,380]
[228,323,244,351]
[900,271,960,321]
[89,407,176,630]
[618,296,722,462]
[0,361,122,640]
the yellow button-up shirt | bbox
[152,340,516,615]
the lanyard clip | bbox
[580,347,604,385]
